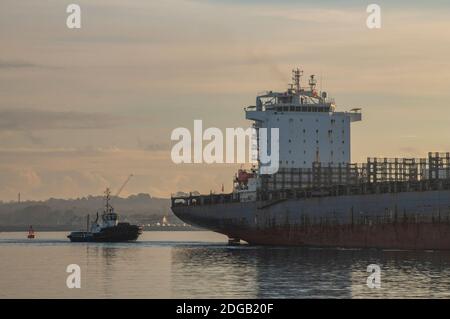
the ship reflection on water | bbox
[170,246,450,298]
[1,231,450,298]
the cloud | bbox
[0,145,238,201]
[19,168,42,188]
[0,109,122,131]
[0,60,57,70]
[22,131,45,145]
[0,60,38,69]
[136,137,170,152]
[1,0,450,201]
[145,144,170,152]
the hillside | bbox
[0,193,174,228]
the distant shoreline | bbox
[0,225,202,232]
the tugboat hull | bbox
[67,231,93,242]
[68,188,143,243]
[91,223,143,242]
[68,223,143,243]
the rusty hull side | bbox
[171,190,450,250]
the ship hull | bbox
[171,189,450,250]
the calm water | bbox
[1,231,450,298]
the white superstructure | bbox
[246,68,361,170]
[91,188,118,233]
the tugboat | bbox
[27,226,35,239]
[67,188,143,242]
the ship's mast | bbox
[104,188,112,213]
[292,68,303,94]
[309,74,317,92]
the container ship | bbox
[171,68,450,250]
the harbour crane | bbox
[115,174,134,197]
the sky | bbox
[1,0,450,201]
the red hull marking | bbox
[223,223,450,250]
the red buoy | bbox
[27,226,35,239]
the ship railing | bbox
[171,153,450,207]
[246,104,333,113]
[171,177,450,207]
[171,192,240,207]
[257,177,450,201]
